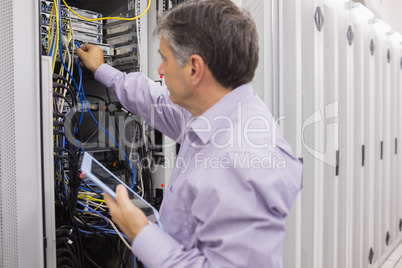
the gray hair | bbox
[154,0,259,89]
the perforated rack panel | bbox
[0,0,19,266]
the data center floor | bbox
[381,243,402,268]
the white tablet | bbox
[81,152,164,230]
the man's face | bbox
[158,36,192,107]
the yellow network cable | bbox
[65,19,72,42]
[52,0,60,72]
[61,0,151,21]
[94,201,105,211]
[79,194,104,203]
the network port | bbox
[40,1,53,13]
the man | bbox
[76,0,302,267]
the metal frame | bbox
[41,56,57,268]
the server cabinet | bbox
[280,1,402,267]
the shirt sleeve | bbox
[94,64,190,142]
[133,224,210,268]
[131,150,302,268]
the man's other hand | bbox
[75,44,104,74]
[103,184,149,242]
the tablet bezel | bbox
[80,152,164,230]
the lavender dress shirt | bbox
[95,64,303,268]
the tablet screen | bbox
[90,159,154,217]
[81,152,164,230]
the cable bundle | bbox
[47,1,154,267]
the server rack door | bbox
[0,0,44,266]
[321,2,341,268]
[281,0,303,266]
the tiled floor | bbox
[381,243,402,268]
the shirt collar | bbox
[188,83,255,144]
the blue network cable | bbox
[78,227,130,242]
[49,37,55,57]
[54,1,84,129]
[76,201,131,241]
[79,185,102,194]
[52,4,136,265]
[54,3,136,188]
[71,43,136,189]
[76,201,109,228]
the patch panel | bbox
[71,6,102,21]
[105,32,136,47]
[104,21,136,37]
[104,9,135,25]
[102,7,139,73]
[41,13,51,25]
[40,0,69,16]
[114,44,138,57]
[87,42,114,57]
[61,22,69,32]
[41,24,70,39]
[61,8,69,18]
[40,0,53,13]
[70,19,102,35]
[41,33,49,48]
[41,13,69,28]
[41,25,49,35]
[111,55,138,68]
[41,1,139,71]
[73,32,102,44]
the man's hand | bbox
[103,184,149,242]
[75,44,104,74]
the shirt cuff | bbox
[132,223,183,268]
[94,64,122,88]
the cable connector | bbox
[56,228,73,237]
[53,120,64,126]
[61,35,69,46]
[53,82,71,90]
[56,237,70,247]
[53,129,64,136]
[53,112,66,118]
[121,107,130,114]
[54,155,67,161]
[53,74,73,88]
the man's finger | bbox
[115,185,132,209]
[75,44,90,55]
[75,47,83,56]
[79,43,91,51]
[103,192,118,212]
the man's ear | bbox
[188,54,205,85]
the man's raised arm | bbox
[75,44,189,142]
